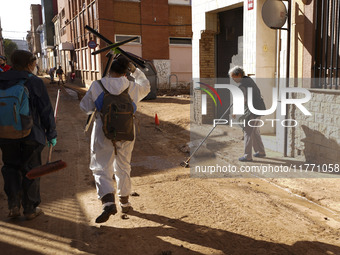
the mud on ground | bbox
[0,79,339,255]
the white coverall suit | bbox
[80,68,150,199]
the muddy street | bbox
[0,78,339,255]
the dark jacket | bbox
[56,68,63,75]
[0,70,57,145]
[239,76,266,116]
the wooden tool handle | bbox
[47,145,53,164]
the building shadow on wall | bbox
[301,125,340,175]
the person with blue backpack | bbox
[0,50,57,220]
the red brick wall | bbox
[97,1,141,38]
[70,0,191,84]
[141,0,169,59]
[169,5,192,38]
[112,2,141,35]
[200,30,216,123]
[200,30,215,78]
[97,1,141,74]
[97,0,115,42]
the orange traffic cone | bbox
[155,113,160,126]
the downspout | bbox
[284,0,291,157]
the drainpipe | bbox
[283,0,291,157]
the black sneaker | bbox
[121,205,132,214]
[253,152,266,158]
[8,207,20,219]
[25,207,43,220]
[95,204,117,223]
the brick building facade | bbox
[56,0,192,88]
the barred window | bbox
[314,0,340,89]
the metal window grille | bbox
[314,0,340,89]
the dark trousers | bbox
[0,140,44,214]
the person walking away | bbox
[229,66,266,162]
[80,55,150,223]
[70,62,76,83]
[36,64,40,76]
[0,56,11,72]
[0,50,57,220]
[49,67,56,84]
[56,66,64,85]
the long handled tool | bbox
[180,103,233,168]
[26,89,67,179]
[83,54,115,133]
[84,25,147,69]
[83,25,148,132]
[91,37,139,55]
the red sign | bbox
[248,0,254,10]
[88,40,97,49]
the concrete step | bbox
[262,134,284,153]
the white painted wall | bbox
[253,0,276,134]
[192,0,280,135]
[243,1,256,74]
[192,0,243,78]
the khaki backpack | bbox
[98,80,134,154]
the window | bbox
[314,0,340,89]
[72,0,77,16]
[91,48,96,71]
[79,14,83,37]
[87,47,91,71]
[61,8,65,18]
[168,0,191,6]
[76,16,80,39]
[115,35,141,44]
[60,27,66,36]
[93,3,97,20]
[82,48,87,70]
[169,37,192,45]
[88,4,93,28]
[83,9,87,27]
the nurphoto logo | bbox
[199,83,312,128]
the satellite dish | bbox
[262,0,287,29]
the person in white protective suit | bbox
[80,56,150,223]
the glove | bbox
[128,62,136,73]
[48,138,57,147]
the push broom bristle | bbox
[26,160,67,179]
[180,161,190,168]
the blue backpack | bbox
[0,77,33,139]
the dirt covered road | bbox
[0,78,340,255]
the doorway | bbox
[216,7,243,119]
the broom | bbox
[26,89,67,179]
[180,103,233,168]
